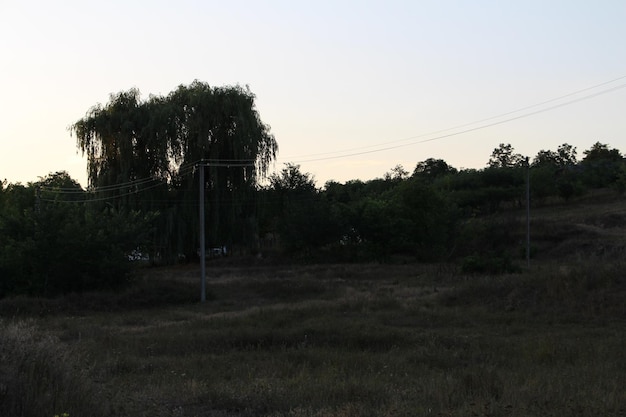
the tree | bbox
[391,178,457,260]
[582,142,622,163]
[383,164,409,182]
[0,173,152,297]
[264,164,338,255]
[269,163,316,194]
[72,81,278,258]
[73,83,277,190]
[36,171,85,203]
[532,143,577,169]
[531,144,580,201]
[412,158,457,181]
[556,143,578,166]
[488,143,525,168]
[580,142,624,188]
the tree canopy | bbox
[488,143,525,168]
[3,75,626,297]
[532,143,577,168]
[72,81,278,190]
[71,81,279,259]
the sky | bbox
[1,0,625,187]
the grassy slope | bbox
[1,192,625,417]
[512,189,626,261]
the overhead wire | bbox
[38,74,626,201]
[41,176,161,194]
[283,81,626,164]
[37,158,258,203]
[40,160,200,196]
[278,75,626,163]
[40,163,196,202]
[39,180,170,203]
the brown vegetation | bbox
[1,195,625,417]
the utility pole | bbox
[199,163,206,302]
[197,159,255,303]
[525,157,530,268]
[35,186,41,215]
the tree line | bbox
[262,141,625,264]
[1,81,625,297]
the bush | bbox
[461,253,522,275]
[0,320,108,417]
[0,201,152,297]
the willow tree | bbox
[72,81,278,260]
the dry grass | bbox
[1,258,625,417]
[0,320,109,417]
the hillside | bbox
[529,190,626,260]
[0,189,625,417]
[457,188,626,265]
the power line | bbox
[37,158,259,203]
[41,176,161,193]
[40,159,202,192]
[281,75,626,163]
[40,179,174,203]
[38,74,626,198]
[40,163,199,195]
[283,81,626,164]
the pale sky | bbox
[1,0,625,187]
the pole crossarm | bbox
[196,159,256,168]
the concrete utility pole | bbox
[197,159,255,303]
[525,157,530,268]
[35,186,41,214]
[199,163,206,302]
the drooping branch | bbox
[71,81,278,189]
[71,81,279,257]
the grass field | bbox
[1,257,625,417]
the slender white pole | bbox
[526,157,530,268]
[199,163,206,302]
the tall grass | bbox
[1,259,624,416]
[0,320,109,417]
[444,254,625,321]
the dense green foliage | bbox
[0,172,151,297]
[259,141,623,265]
[1,80,625,299]
[71,81,278,261]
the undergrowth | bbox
[1,259,624,416]
[0,320,108,417]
